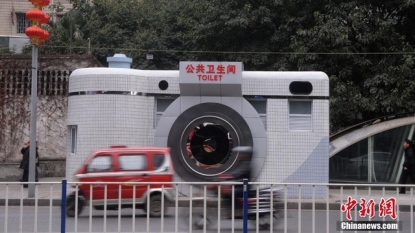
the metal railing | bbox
[329,112,415,141]
[0,181,414,233]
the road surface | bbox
[0,206,413,232]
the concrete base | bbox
[0,160,66,181]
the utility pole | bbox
[25,0,50,197]
[28,45,38,197]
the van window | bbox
[119,155,147,171]
[153,154,165,169]
[87,155,112,172]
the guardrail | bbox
[0,181,414,233]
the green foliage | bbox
[0,46,17,55]
[40,0,415,132]
[289,0,415,131]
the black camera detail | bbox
[289,81,313,95]
[158,80,169,90]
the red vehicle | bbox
[65,145,175,218]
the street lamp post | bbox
[25,0,50,197]
[28,45,38,197]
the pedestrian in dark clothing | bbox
[19,140,39,187]
[399,139,415,194]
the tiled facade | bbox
[66,66,329,198]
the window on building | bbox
[87,155,112,172]
[69,125,77,155]
[16,13,31,34]
[154,98,176,128]
[289,100,312,131]
[247,99,267,130]
[119,155,147,171]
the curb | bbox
[1,199,414,212]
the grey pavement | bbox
[1,177,415,211]
[2,207,414,233]
[0,177,63,206]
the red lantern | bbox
[41,0,50,7]
[42,30,50,41]
[28,0,42,8]
[40,13,49,24]
[26,9,45,24]
[29,0,49,8]
[27,0,50,47]
[29,0,41,4]
[26,26,46,46]
[25,26,44,39]
[36,29,50,47]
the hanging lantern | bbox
[29,0,42,5]
[40,30,50,43]
[40,0,50,7]
[25,26,45,46]
[28,0,43,8]
[25,26,44,38]
[28,0,49,9]
[27,0,50,47]
[40,13,49,25]
[26,9,46,25]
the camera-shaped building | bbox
[66,57,329,198]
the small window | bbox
[153,154,165,169]
[248,100,266,114]
[119,155,147,171]
[289,100,312,131]
[157,99,175,112]
[16,13,32,34]
[289,101,312,114]
[155,98,176,128]
[87,156,112,172]
[247,99,267,130]
[69,125,77,155]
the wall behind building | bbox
[0,54,101,180]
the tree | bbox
[24,0,415,132]
[289,0,415,131]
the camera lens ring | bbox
[167,102,253,182]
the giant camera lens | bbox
[186,123,233,169]
[167,102,253,181]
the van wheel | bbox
[146,194,166,217]
[94,206,104,210]
[259,213,271,230]
[66,195,85,217]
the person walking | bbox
[399,139,415,194]
[19,140,39,187]
[19,141,30,183]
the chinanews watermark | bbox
[337,196,403,231]
[337,221,402,231]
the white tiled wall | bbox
[242,72,329,97]
[66,94,155,181]
[258,98,329,197]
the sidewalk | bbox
[0,177,414,211]
[0,177,63,206]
